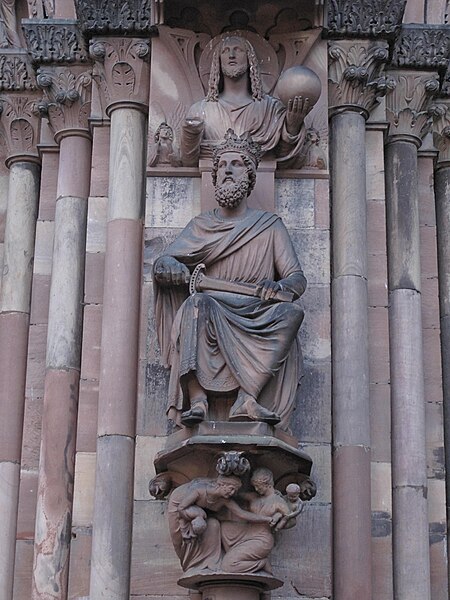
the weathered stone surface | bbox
[30,274,50,325]
[86,196,107,254]
[57,136,91,200]
[90,126,110,198]
[429,535,449,600]
[292,361,332,444]
[16,468,38,540]
[418,157,436,227]
[299,284,331,362]
[421,276,440,330]
[134,436,165,501]
[425,402,445,481]
[130,499,200,597]
[272,504,332,598]
[45,196,87,370]
[370,383,391,463]
[76,379,98,453]
[298,443,331,504]
[371,461,392,513]
[24,324,46,407]
[80,305,102,382]
[314,179,329,230]
[138,360,170,437]
[21,392,43,472]
[289,229,330,285]
[371,530,394,600]
[146,177,201,228]
[72,452,96,527]
[12,539,34,600]
[84,251,105,305]
[0,461,20,598]
[368,306,390,384]
[366,130,385,202]
[275,179,314,229]
[423,328,443,391]
[67,527,92,600]
[33,220,54,277]
[367,200,388,256]
[420,225,439,280]
[90,434,135,600]
[368,251,388,307]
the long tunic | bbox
[154,208,306,430]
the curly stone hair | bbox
[206,35,263,102]
[211,151,257,197]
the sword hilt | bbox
[189,263,206,295]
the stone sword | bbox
[188,263,294,302]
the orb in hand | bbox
[275,66,322,110]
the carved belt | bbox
[188,263,294,302]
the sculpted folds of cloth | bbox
[154,130,307,430]
[180,34,312,167]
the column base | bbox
[178,571,283,599]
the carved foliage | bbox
[0,52,35,91]
[385,71,440,141]
[22,20,88,63]
[0,94,40,159]
[90,38,150,109]
[328,40,389,113]
[327,0,406,37]
[74,0,152,35]
[430,101,450,164]
[36,66,92,135]
[392,26,450,69]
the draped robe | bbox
[154,208,306,430]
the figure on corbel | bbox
[153,130,307,430]
[0,0,21,48]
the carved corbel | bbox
[328,40,389,116]
[22,19,88,64]
[430,100,450,166]
[89,37,150,114]
[0,51,36,91]
[326,0,406,38]
[74,0,153,36]
[36,65,92,141]
[385,70,440,145]
[0,93,41,166]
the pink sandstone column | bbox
[385,70,438,600]
[88,38,150,600]
[0,95,40,599]
[328,40,388,599]
[31,66,92,600]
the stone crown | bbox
[214,129,262,168]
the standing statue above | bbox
[154,130,307,430]
[180,34,314,167]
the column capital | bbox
[385,70,439,145]
[328,40,389,117]
[22,19,89,64]
[90,37,150,114]
[0,92,41,167]
[429,100,450,167]
[326,0,406,39]
[0,49,36,92]
[74,0,155,37]
[36,65,92,142]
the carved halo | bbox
[198,30,279,95]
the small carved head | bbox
[285,483,301,502]
[251,467,274,495]
[214,474,242,498]
[154,122,174,143]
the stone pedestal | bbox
[179,572,282,599]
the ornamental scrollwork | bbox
[327,0,406,38]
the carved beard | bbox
[215,175,250,209]
[221,63,248,80]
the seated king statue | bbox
[154,130,306,431]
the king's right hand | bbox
[153,256,190,286]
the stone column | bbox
[384,70,439,600]
[431,99,450,585]
[88,38,149,600]
[0,94,40,599]
[328,40,388,599]
[31,66,92,600]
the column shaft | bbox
[385,139,430,600]
[434,164,450,586]
[330,110,371,599]
[89,107,145,600]
[32,134,91,600]
[0,160,40,599]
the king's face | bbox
[217,151,246,187]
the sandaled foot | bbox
[229,392,280,425]
[181,398,208,426]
